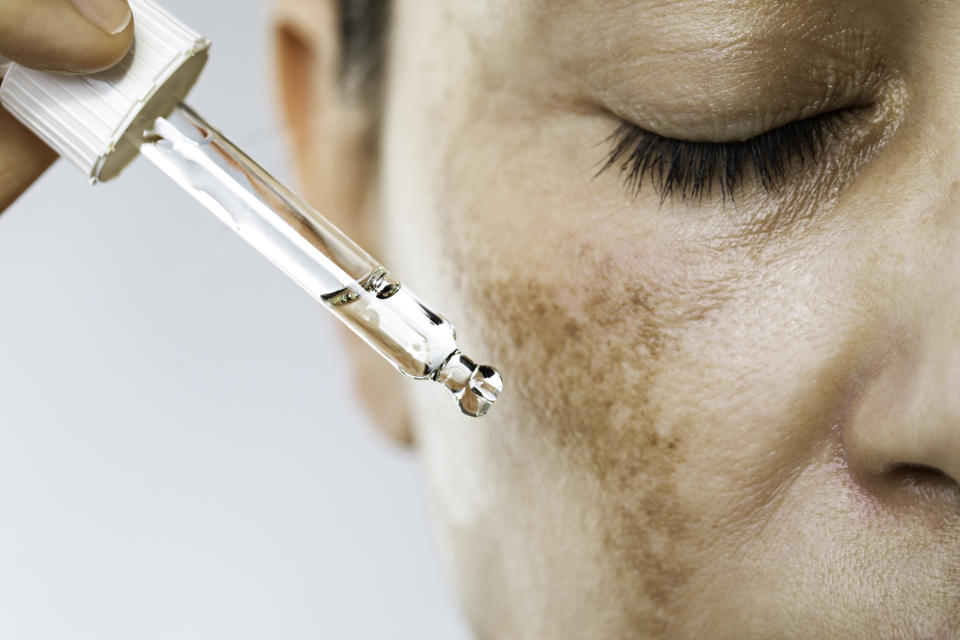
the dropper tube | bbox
[139,103,502,417]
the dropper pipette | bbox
[140,103,503,416]
[0,0,502,417]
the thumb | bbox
[0,0,133,74]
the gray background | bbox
[0,1,472,638]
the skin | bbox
[0,0,133,210]
[274,0,960,637]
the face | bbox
[280,0,960,636]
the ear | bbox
[272,0,413,445]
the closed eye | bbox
[598,111,850,204]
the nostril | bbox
[887,463,957,489]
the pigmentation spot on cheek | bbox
[460,239,738,632]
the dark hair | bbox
[339,0,389,101]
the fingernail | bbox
[69,0,133,35]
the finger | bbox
[0,108,57,212]
[0,0,133,74]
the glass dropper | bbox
[138,103,503,417]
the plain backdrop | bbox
[0,1,472,638]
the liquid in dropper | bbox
[137,103,502,416]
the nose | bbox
[844,242,960,486]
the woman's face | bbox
[294,0,960,636]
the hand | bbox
[0,0,133,211]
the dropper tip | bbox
[434,352,504,418]
[461,364,503,417]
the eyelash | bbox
[598,111,847,203]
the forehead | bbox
[424,0,900,89]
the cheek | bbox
[424,122,761,617]
[468,251,738,620]
[380,83,895,630]
[419,107,747,469]
[382,92,785,601]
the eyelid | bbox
[597,111,848,204]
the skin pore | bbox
[276,0,960,637]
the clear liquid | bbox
[136,103,501,414]
[137,104,458,378]
[324,279,458,378]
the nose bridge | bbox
[844,179,960,482]
[909,210,960,468]
[919,176,960,366]
[907,286,960,473]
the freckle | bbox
[460,242,735,633]
[630,290,655,314]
